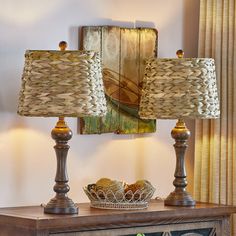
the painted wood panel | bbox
[79,26,157,134]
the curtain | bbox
[194,0,236,234]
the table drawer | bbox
[50,220,220,236]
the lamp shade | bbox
[139,58,220,119]
[18,50,107,117]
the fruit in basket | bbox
[84,178,155,207]
[87,184,96,192]
[109,180,124,193]
[86,184,97,199]
[93,178,125,200]
[135,180,153,190]
[125,179,154,200]
[94,178,112,199]
[95,178,124,192]
[107,180,125,201]
[95,178,113,191]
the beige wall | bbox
[0,0,199,207]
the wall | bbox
[0,0,199,207]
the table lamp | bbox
[139,50,220,206]
[17,41,107,214]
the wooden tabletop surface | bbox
[0,200,235,231]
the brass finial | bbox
[59,41,67,51]
[176,49,184,58]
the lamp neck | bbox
[55,117,67,129]
[177,118,185,126]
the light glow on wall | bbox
[0,127,52,161]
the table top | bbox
[0,200,235,231]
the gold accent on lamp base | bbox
[164,119,196,206]
[44,117,78,214]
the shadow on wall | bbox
[0,93,2,113]
[183,0,200,57]
[182,0,200,194]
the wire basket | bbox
[83,186,155,210]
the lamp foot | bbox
[164,189,195,206]
[44,195,78,214]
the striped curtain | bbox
[194,0,236,234]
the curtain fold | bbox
[194,0,236,234]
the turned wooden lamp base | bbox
[44,117,78,214]
[164,119,196,207]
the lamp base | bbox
[164,189,196,206]
[44,195,78,214]
[45,117,78,215]
[164,119,196,207]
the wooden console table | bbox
[0,200,235,236]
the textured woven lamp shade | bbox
[17,43,107,215]
[139,58,220,119]
[18,50,107,117]
[139,55,220,207]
